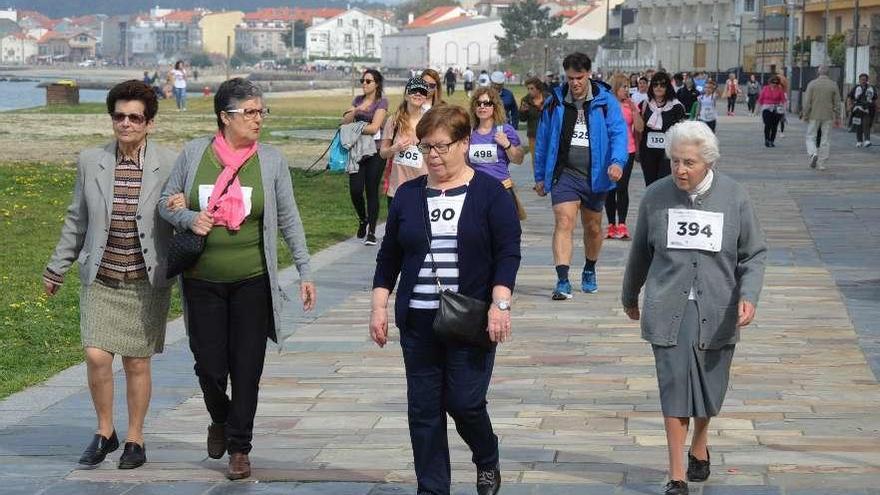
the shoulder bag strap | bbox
[209,163,246,214]
[419,185,443,292]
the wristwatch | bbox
[494,299,511,311]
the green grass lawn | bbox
[0,162,376,399]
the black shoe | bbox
[207,422,226,459]
[364,232,377,246]
[118,441,146,469]
[769,141,776,147]
[664,480,689,495]
[78,431,119,466]
[476,464,501,495]
[356,221,368,239]
[687,447,710,482]
[765,140,770,147]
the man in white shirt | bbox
[463,67,475,97]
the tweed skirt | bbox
[652,301,736,418]
[80,278,171,357]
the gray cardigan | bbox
[158,137,312,342]
[621,172,767,349]
[46,140,178,288]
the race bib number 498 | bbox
[469,143,497,164]
[666,208,724,252]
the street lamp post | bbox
[728,21,743,82]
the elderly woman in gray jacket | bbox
[621,121,767,495]
[159,78,316,480]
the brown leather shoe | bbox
[207,423,226,459]
[227,452,251,480]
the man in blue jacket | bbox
[534,52,628,300]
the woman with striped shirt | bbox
[370,105,521,495]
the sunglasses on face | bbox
[111,112,147,125]
[425,82,437,89]
[360,78,375,84]
[476,100,494,108]
[407,89,427,97]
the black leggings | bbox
[727,95,737,113]
[762,110,781,143]
[349,152,385,233]
[854,109,874,142]
[640,148,671,187]
[606,153,634,225]
[747,94,757,113]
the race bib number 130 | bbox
[666,208,724,252]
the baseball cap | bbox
[490,71,506,84]
[405,77,429,95]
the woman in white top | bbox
[172,60,187,111]
[379,77,430,209]
[697,80,719,133]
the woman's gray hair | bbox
[665,121,720,167]
[214,77,264,130]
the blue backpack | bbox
[328,130,348,173]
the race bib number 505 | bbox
[666,208,724,252]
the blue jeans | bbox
[174,87,187,109]
[400,309,499,495]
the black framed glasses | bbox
[226,108,270,120]
[111,112,147,125]
[417,140,459,155]
[360,78,375,85]
[425,82,437,89]
[652,82,666,88]
[476,100,494,108]
[407,89,428,97]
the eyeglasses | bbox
[111,112,147,125]
[425,82,437,89]
[407,89,427,97]
[652,82,666,88]
[226,108,270,120]
[417,140,459,155]
[476,100,494,108]
[360,78,375,85]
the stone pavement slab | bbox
[1,114,879,494]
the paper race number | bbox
[428,195,465,236]
[199,184,253,216]
[469,143,497,164]
[666,208,724,252]
[393,146,423,168]
[571,123,590,147]
[647,132,667,149]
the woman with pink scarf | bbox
[159,78,316,481]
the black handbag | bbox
[420,187,493,350]
[165,166,244,279]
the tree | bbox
[496,0,566,59]
[395,0,459,23]
[189,53,212,68]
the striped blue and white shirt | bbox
[409,184,467,310]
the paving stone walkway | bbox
[2,115,879,495]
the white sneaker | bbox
[865,141,872,148]
[856,142,864,148]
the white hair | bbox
[665,121,720,167]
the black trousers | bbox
[854,109,874,142]
[446,83,454,96]
[605,153,635,225]
[349,152,385,233]
[704,120,717,133]
[182,274,273,455]
[747,94,757,113]
[727,95,737,113]
[762,110,781,143]
[640,148,671,187]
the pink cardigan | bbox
[757,86,787,106]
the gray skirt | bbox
[80,278,171,357]
[652,301,735,418]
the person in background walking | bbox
[631,76,649,107]
[172,60,187,111]
[757,76,787,148]
[379,77,429,208]
[801,65,841,170]
[444,67,456,97]
[776,72,790,137]
[746,74,761,116]
[159,78,316,480]
[724,73,740,116]
[697,80,719,133]
[422,69,444,109]
[639,71,687,186]
[519,77,547,157]
[677,78,700,120]
[44,81,177,470]
[370,104,521,495]
[847,73,877,148]
[478,70,490,87]
[623,121,767,495]
[490,71,519,130]
[605,73,643,240]
[342,69,388,245]
[463,66,475,98]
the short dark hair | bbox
[363,68,384,99]
[562,52,591,73]
[859,73,869,79]
[524,76,544,92]
[214,77,264,130]
[673,72,684,83]
[416,104,471,144]
[647,71,675,102]
[106,80,158,122]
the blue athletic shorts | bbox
[550,170,607,212]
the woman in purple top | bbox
[342,68,389,245]
[468,87,524,182]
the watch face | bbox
[497,300,510,310]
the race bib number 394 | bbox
[666,208,724,252]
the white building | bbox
[305,9,397,60]
[0,33,37,63]
[559,4,614,40]
[0,8,17,22]
[382,18,503,72]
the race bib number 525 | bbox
[666,208,724,252]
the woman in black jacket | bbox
[639,72,687,186]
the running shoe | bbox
[605,224,617,239]
[356,220,368,239]
[809,154,818,169]
[364,233,377,246]
[581,269,598,293]
[617,223,631,239]
[856,142,864,148]
[865,141,872,148]
[551,279,572,300]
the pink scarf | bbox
[208,131,258,231]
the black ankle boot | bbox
[687,447,710,482]
[664,479,689,495]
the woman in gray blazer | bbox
[159,78,316,481]
[621,121,767,495]
[44,80,177,469]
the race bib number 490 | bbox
[429,196,465,236]
[666,208,724,252]
[647,132,666,149]
[469,143,497,164]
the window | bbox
[344,33,352,49]
[834,16,841,34]
[366,34,374,50]
[337,18,343,27]
[743,0,755,12]
[352,19,359,28]
[368,19,374,28]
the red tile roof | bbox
[162,10,203,23]
[243,7,345,24]
[407,6,460,28]
[566,5,600,25]
[19,10,56,30]
[37,31,68,43]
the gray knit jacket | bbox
[621,172,767,349]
